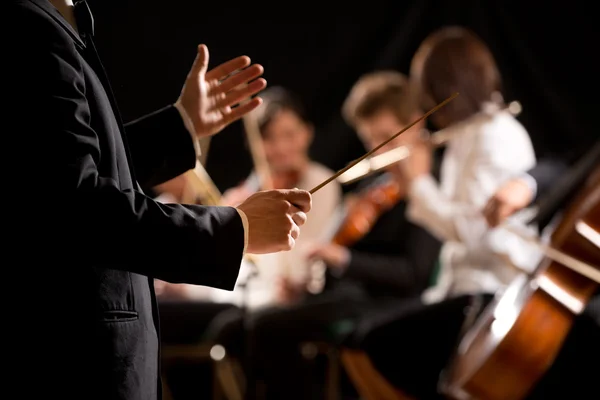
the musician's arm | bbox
[405,175,483,243]
[407,121,536,244]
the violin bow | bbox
[501,223,600,284]
[309,92,459,194]
[241,86,274,191]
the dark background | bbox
[89,0,598,192]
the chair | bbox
[160,342,219,400]
[158,301,242,400]
[296,318,359,400]
[341,349,415,400]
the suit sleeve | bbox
[124,106,199,191]
[10,11,243,290]
[342,225,441,295]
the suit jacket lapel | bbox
[83,37,141,186]
[28,0,85,49]
[28,0,142,189]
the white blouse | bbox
[406,104,538,303]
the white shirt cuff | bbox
[235,208,249,255]
[174,100,202,158]
[517,173,537,199]
[154,192,178,204]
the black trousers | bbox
[349,294,600,400]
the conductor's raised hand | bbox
[237,189,312,254]
[177,44,267,138]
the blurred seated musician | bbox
[154,87,342,306]
[151,86,343,315]
[401,26,539,303]
[298,70,443,301]
[341,26,539,399]
[245,71,442,400]
[220,86,343,304]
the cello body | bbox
[441,166,600,400]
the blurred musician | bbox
[342,26,539,399]
[245,71,441,400]
[221,86,343,302]
[401,26,538,302]
[303,71,441,292]
[152,87,342,307]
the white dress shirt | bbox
[406,103,538,303]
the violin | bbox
[307,173,406,293]
[333,175,405,247]
[441,161,600,400]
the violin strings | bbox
[309,92,459,194]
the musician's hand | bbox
[275,277,306,305]
[483,178,534,227]
[397,141,431,182]
[237,189,312,254]
[306,243,350,270]
[222,184,253,207]
[176,44,267,138]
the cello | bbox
[441,161,600,400]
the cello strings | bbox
[501,224,600,284]
[309,92,459,194]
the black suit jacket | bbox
[326,173,442,299]
[7,1,244,399]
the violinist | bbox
[402,26,539,303]
[245,71,441,400]
[302,70,442,297]
[150,88,342,305]
[221,86,343,302]
[341,26,539,399]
